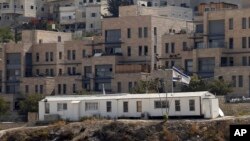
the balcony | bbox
[0,8,24,15]
[115,64,150,73]
[183,46,194,51]
[208,41,227,48]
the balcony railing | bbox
[208,42,227,48]
[183,46,194,51]
[115,64,150,73]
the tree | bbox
[107,0,133,17]
[19,94,44,115]
[0,97,10,115]
[130,78,163,94]
[208,79,233,95]
[182,76,233,95]
[0,27,13,43]
[181,75,207,92]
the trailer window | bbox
[154,101,168,109]
[57,103,67,111]
[45,103,50,114]
[123,101,128,112]
[175,100,181,111]
[136,101,142,112]
[85,102,98,111]
[189,100,195,111]
[106,101,112,112]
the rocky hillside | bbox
[1,116,250,141]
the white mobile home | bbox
[39,91,221,121]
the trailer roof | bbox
[41,91,215,102]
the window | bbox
[63,84,66,94]
[185,59,193,73]
[58,36,61,42]
[175,100,181,111]
[198,58,215,72]
[31,5,34,9]
[136,101,142,112]
[40,85,43,94]
[127,46,131,56]
[248,57,250,66]
[73,84,76,93]
[249,17,250,28]
[232,76,236,87]
[117,82,121,92]
[229,57,234,66]
[182,42,187,50]
[85,102,98,111]
[82,50,86,58]
[59,69,62,75]
[229,18,233,30]
[139,46,142,56]
[248,37,250,48]
[123,101,128,112]
[165,61,169,68]
[242,56,247,66]
[127,28,131,38]
[50,69,54,76]
[25,85,29,93]
[91,13,96,17]
[171,60,175,67]
[67,50,71,60]
[221,57,227,66]
[154,101,168,108]
[36,69,39,75]
[58,84,61,94]
[72,50,76,60]
[242,18,247,29]
[138,27,142,38]
[50,52,53,61]
[128,82,132,92]
[45,103,50,114]
[165,43,169,53]
[35,85,38,93]
[36,53,39,62]
[144,46,148,56]
[57,103,67,111]
[239,75,243,87]
[39,39,43,44]
[229,38,234,49]
[242,37,247,48]
[154,27,157,35]
[171,43,175,53]
[59,52,62,59]
[106,101,112,112]
[154,45,157,53]
[144,27,148,38]
[45,52,49,62]
[189,100,195,111]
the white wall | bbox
[39,96,212,121]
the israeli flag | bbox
[172,66,191,85]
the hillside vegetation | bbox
[1,116,250,141]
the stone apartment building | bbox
[0,0,48,27]
[81,5,194,93]
[159,7,250,97]
[58,0,109,33]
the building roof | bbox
[41,91,215,102]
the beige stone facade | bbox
[159,8,250,97]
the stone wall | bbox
[217,96,250,116]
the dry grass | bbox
[162,126,179,141]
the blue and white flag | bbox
[172,66,191,84]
